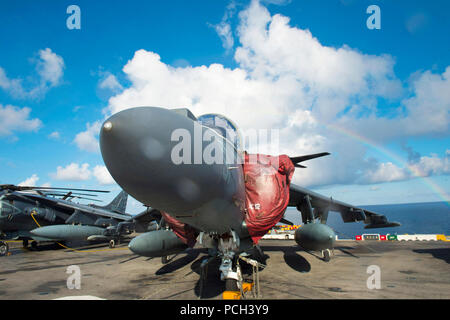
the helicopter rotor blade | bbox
[0,184,109,193]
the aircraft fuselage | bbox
[100,107,247,237]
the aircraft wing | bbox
[129,207,161,224]
[20,192,131,221]
[129,207,162,233]
[288,183,400,229]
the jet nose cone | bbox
[100,107,170,163]
[100,107,178,207]
[99,107,225,215]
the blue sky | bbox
[0,0,448,212]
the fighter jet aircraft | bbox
[0,185,140,256]
[99,106,400,294]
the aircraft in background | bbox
[0,185,148,256]
[99,106,400,296]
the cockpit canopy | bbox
[197,113,243,152]
[0,200,20,217]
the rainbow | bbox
[326,123,450,206]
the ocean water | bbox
[283,201,450,239]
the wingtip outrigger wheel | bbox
[321,249,331,262]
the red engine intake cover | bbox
[161,153,295,247]
[244,153,295,244]
[160,211,199,248]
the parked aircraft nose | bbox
[99,107,231,215]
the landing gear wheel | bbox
[0,241,8,256]
[31,241,38,250]
[23,240,28,248]
[322,249,331,262]
[109,239,115,248]
[161,254,177,264]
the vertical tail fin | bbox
[101,190,128,214]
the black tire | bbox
[31,241,38,250]
[323,249,331,262]
[225,278,239,291]
[0,241,8,256]
[161,254,177,264]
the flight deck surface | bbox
[1,239,449,300]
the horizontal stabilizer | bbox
[290,152,330,168]
[279,218,294,226]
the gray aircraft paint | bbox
[100,107,246,236]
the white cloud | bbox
[93,165,116,185]
[18,174,39,187]
[0,48,64,99]
[74,121,101,153]
[409,152,450,177]
[107,1,402,128]
[51,163,91,181]
[215,22,234,52]
[99,0,448,188]
[339,66,450,144]
[50,163,118,185]
[401,67,450,136]
[359,151,450,184]
[48,131,60,140]
[99,73,123,92]
[212,2,236,53]
[17,175,51,188]
[361,162,408,184]
[235,1,400,97]
[0,104,42,137]
[0,68,26,97]
[36,48,65,87]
